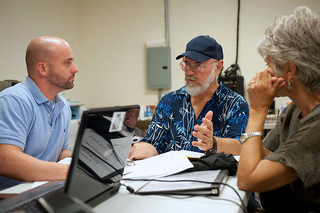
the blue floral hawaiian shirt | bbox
[143,83,249,154]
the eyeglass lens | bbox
[180,62,204,72]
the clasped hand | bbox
[247,69,285,111]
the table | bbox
[0,175,248,213]
[93,175,248,213]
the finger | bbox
[192,130,213,149]
[193,125,211,138]
[201,118,213,131]
[191,140,206,150]
[128,145,135,160]
[192,128,209,142]
[271,78,285,91]
[196,127,212,140]
[271,76,279,83]
[204,111,213,121]
[192,130,206,142]
[192,138,212,151]
[256,70,270,84]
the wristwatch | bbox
[240,132,263,143]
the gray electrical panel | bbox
[146,47,171,89]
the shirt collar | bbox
[23,76,62,105]
[176,86,188,96]
[213,83,225,99]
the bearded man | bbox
[129,35,249,160]
[0,36,78,190]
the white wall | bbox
[75,0,165,107]
[1,0,320,110]
[0,0,79,80]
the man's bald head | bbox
[25,36,71,75]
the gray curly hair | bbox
[257,6,320,93]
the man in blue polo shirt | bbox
[129,35,249,160]
[0,36,79,190]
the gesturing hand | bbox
[191,111,214,152]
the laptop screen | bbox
[64,105,140,207]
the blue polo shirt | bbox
[143,83,249,154]
[0,76,71,190]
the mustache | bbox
[185,75,198,81]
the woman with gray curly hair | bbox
[237,6,320,212]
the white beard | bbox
[185,68,216,96]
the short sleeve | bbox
[0,94,31,149]
[262,110,285,151]
[266,106,320,189]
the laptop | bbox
[0,105,140,213]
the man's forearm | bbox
[1,154,69,182]
[58,149,72,161]
[0,145,69,182]
[216,138,241,155]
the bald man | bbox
[0,36,79,190]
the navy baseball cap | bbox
[176,35,223,62]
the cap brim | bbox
[175,51,212,62]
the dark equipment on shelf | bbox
[218,76,244,97]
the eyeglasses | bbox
[179,60,217,73]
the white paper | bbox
[123,151,194,180]
[58,157,72,165]
[32,181,47,188]
[234,155,240,162]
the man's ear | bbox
[36,62,48,77]
[215,60,224,75]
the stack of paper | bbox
[123,151,194,179]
